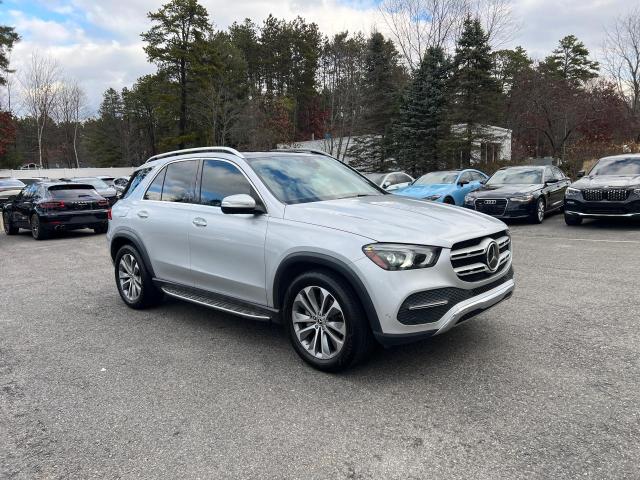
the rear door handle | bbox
[192,217,207,227]
[137,210,149,218]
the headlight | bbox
[425,194,442,201]
[565,187,581,198]
[634,188,640,196]
[509,195,534,202]
[464,195,475,204]
[363,244,440,271]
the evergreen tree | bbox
[492,46,532,92]
[394,46,451,175]
[87,88,125,167]
[448,17,502,167]
[349,32,405,171]
[141,0,212,149]
[541,35,599,85]
[0,0,19,86]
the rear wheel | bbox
[115,245,163,309]
[531,197,545,224]
[3,211,18,235]
[284,269,374,372]
[564,213,582,226]
[94,223,108,234]
[30,214,49,240]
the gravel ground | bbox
[1,213,639,479]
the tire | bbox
[531,197,545,224]
[30,214,49,240]
[443,197,456,205]
[3,211,18,235]
[283,269,374,372]
[114,244,163,309]
[94,223,108,234]
[564,213,582,226]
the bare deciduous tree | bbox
[379,0,518,69]
[603,8,640,134]
[21,52,60,168]
[56,79,86,167]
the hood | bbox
[96,187,117,197]
[470,184,542,198]
[394,183,453,198]
[572,175,640,189]
[0,188,23,199]
[284,194,506,248]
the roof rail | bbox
[145,146,245,164]
[270,148,337,159]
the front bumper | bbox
[464,199,536,219]
[565,198,640,218]
[352,247,515,344]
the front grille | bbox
[582,189,630,202]
[450,230,511,282]
[474,199,508,216]
[397,269,514,325]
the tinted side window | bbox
[144,168,166,201]
[398,174,413,183]
[459,172,473,183]
[200,160,253,207]
[470,172,485,182]
[161,160,197,203]
[552,167,565,180]
[124,167,152,199]
[22,184,35,199]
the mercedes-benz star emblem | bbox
[485,241,500,272]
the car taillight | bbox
[40,201,65,210]
[107,209,112,220]
[98,199,109,208]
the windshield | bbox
[590,158,640,176]
[246,155,384,204]
[73,178,110,189]
[487,169,542,185]
[364,173,385,185]
[414,171,458,185]
[0,178,25,188]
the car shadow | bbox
[12,228,101,241]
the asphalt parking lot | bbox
[1,213,639,479]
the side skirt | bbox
[153,279,279,322]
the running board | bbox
[158,282,275,321]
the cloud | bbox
[4,0,637,113]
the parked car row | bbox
[1,176,116,240]
[367,153,640,226]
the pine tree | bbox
[448,17,502,167]
[87,88,125,167]
[393,46,451,175]
[0,1,19,86]
[348,32,405,171]
[541,35,599,85]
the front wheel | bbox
[443,196,456,205]
[3,211,18,235]
[284,270,374,372]
[531,197,545,224]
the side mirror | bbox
[382,181,391,189]
[221,194,261,215]
[577,170,585,178]
[458,180,469,186]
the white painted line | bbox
[511,235,640,244]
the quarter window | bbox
[199,160,254,207]
[123,168,152,199]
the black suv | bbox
[2,182,111,240]
[564,155,640,225]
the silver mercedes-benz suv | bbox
[107,147,514,371]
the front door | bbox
[188,159,268,306]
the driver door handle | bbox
[192,217,207,227]
[137,210,149,218]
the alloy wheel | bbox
[118,253,142,302]
[537,200,545,222]
[31,215,39,238]
[292,286,347,359]
[3,212,9,233]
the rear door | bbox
[14,184,35,226]
[132,159,199,286]
[188,159,268,305]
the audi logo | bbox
[484,200,497,205]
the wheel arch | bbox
[273,253,382,334]
[110,230,156,278]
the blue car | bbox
[393,169,488,205]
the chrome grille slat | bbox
[450,231,511,282]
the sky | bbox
[0,0,636,113]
